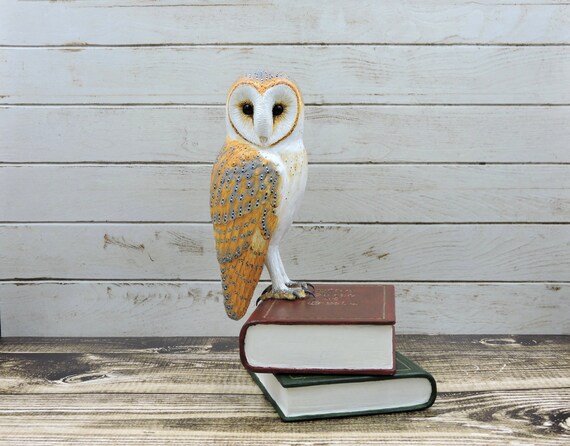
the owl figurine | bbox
[210,71,313,320]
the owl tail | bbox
[220,254,265,320]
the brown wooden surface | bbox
[0,335,568,445]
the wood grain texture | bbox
[2,105,570,163]
[1,46,569,105]
[0,282,567,336]
[1,224,568,281]
[2,0,569,45]
[0,336,567,393]
[2,164,569,222]
[0,390,567,445]
[0,336,568,445]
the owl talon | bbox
[292,289,305,299]
[286,281,315,292]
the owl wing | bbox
[210,140,280,320]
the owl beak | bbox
[254,100,272,147]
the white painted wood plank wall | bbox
[0,0,568,336]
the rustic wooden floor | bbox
[0,335,568,445]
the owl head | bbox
[226,71,304,149]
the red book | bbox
[239,284,396,375]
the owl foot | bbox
[256,286,306,305]
[286,281,315,297]
[260,283,313,296]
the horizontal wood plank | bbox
[0,336,567,394]
[2,46,569,105]
[2,0,569,45]
[1,224,568,281]
[0,390,568,445]
[0,282,567,336]
[2,105,569,163]
[2,164,569,223]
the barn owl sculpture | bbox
[210,71,312,320]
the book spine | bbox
[238,319,252,371]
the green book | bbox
[250,352,437,422]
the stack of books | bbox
[239,284,436,421]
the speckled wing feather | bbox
[210,140,280,320]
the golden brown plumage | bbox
[210,139,281,320]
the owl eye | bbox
[242,103,254,116]
[272,104,284,117]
